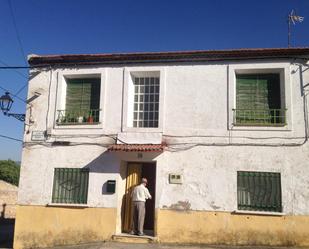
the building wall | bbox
[14,206,116,249]
[157,210,309,246]
[0,180,18,219]
[15,59,309,248]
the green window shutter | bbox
[237,171,282,212]
[236,74,282,125]
[90,79,101,110]
[65,78,101,118]
[52,168,89,204]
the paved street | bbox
[41,242,309,249]
[1,238,309,249]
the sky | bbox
[0,0,309,160]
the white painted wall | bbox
[18,59,309,216]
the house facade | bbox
[14,48,309,249]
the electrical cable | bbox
[0,133,22,142]
[0,66,31,69]
[7,0,27,65]
[0,59,28,79]
[14,83,28,96]
[0,60,29,97]
[0,85,27,103]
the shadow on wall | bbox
[81,151,130,196]
[0,205,15,248]
[1,203,6,218]
[83,151,121,174]
[80,150,158,232]
[80,151,132,231]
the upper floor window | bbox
[132,75,160,128]
[234,73,286,126]
[57,77,101,125]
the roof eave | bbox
[28,48,309,67]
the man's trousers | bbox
[132,201,145,234]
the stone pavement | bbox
[40,242,309,249]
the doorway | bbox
[122,162,156,235]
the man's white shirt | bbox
[132,184,152,202]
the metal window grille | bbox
[237,171,282,212]
[52,168,89,204]
[133,76,160,128]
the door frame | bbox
[122,161,157,235]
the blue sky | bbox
[0,0,309,160]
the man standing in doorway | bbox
[131,178,152,236]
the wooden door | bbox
[123,163,141,232]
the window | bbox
[237,171,282,212]
[234,74,286,126]
[57,77,101,125]
[52,168,89,204]
[133,76,160,128]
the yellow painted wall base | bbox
[13,205,117,249]
[14,206,309,248]
[157,209,309,246]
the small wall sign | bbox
[169,173,183,184]
[31,131,46,141]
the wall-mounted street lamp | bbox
[0,92,26,122]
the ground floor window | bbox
[237,171,282,212]
[52,168,89,204]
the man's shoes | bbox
[129,231,137,235]
[137,232,144,236]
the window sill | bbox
[122,127,163,133]
[56,122,100,126]
[230,124,291,132]
[47,203,88,208]
[232,210,285,216]
[233,123,286,127]
[54,122,103,129]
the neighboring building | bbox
[14,48,309,249]
[0,180,18,219]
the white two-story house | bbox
[14,48,309,249]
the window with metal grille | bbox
[57,78,101,125]
[237,171,282,212]
[235,74,286,126]
[52,168,89,204]
[133,76,160,128]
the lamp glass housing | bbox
[0,92,14,114]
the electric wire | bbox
[0,59,28,79]
[14,83,28,96]
[0,85,27,103]
[0,133,22,142]
[0,66,31,69]
[7,0,27,65]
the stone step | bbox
[112,233,157,244]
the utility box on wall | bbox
[106,180,116,193]
[169,174,183,184]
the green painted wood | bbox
[235,74,283,125]
[66,78,101,114]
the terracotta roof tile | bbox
[108,144,165,152]
[28,47,309,66]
